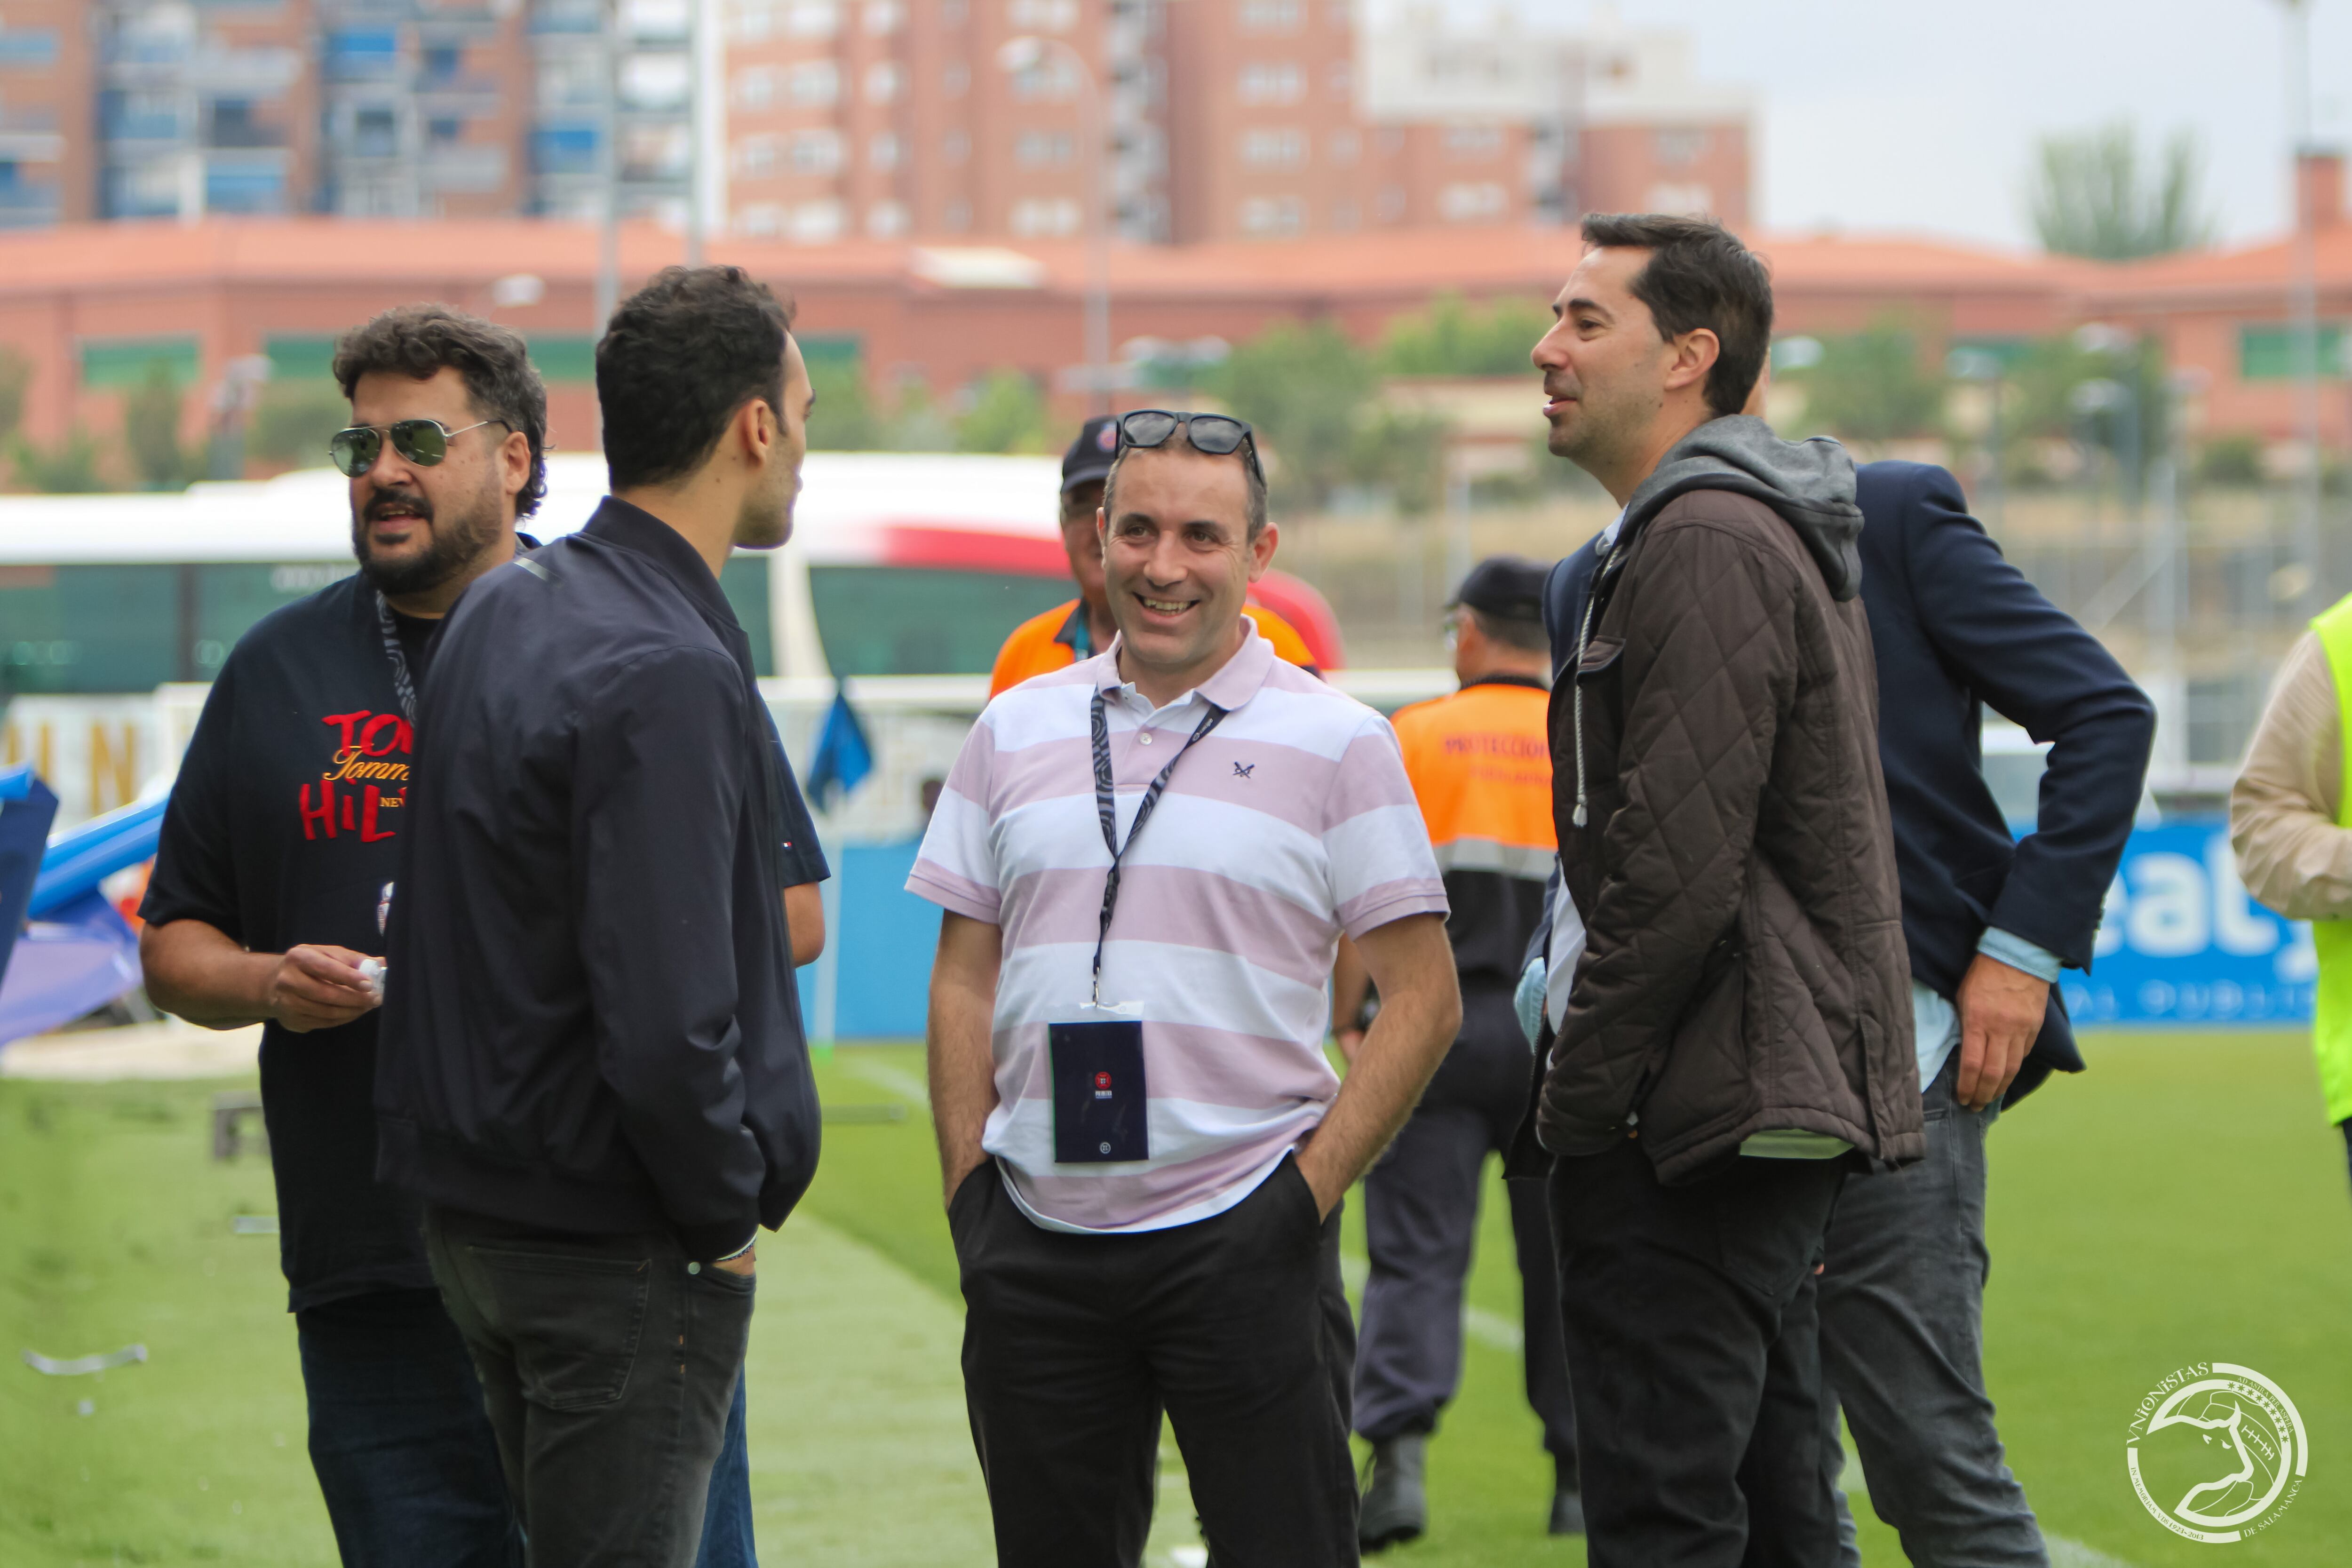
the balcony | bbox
[422,144,509,194]
[0,174,60,228]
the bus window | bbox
[719,556,774,677]
[809,565,1073,677]
[196,563,353,674]
[0,565,177,695]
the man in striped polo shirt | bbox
[913,409,1463,1567]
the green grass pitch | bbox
[1,1032,2345,1566]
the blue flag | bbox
[807,687,874,811]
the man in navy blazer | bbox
[1523,459,2152,1565]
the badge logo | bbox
[2126,1361,2307,1543]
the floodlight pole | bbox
[2282,0,2322,607]
[596,0,622,334]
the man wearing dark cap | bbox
[988,415,1318,695]
[1337,556,1583,1549]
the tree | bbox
[2029,122,2213,261]
[1350,406,1453,516]
[1784,320,1945,447]
[805,355,885,450]
[249,381,350,468]
[1379,294,1554,378]
[1207,318,1375,507]
[123,360,191,490]
[8,430,103,493]
[954,371,1049,454]
[0,346,29,446]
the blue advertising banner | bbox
[2064,818,2315,1027]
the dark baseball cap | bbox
[1447,555,1550,624]
[1061,415,1120,494]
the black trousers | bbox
[1550,1141,1847,1568]
[1356,986,1577,1467]
[952,1155,1359,1568]
[423,1205,756,1568]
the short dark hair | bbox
[334,304,548,516]
[1101,426,1269,540]
[1465,605,1549,653]
[1579,214,1772,419]
[597,265,796,490]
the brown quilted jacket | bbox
[1538,463,1923,1181]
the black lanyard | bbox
[1088,687,1225,1006]
[373,591,418,724]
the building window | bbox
[1016,130,1073,167]
[730,2,775,43]
[733,66,776,110]
[352,106,399,159]
[944,130,970,164]
[782,0,839,35]
[945,198,972,230]
[1237,63,1303,105]
[866,62,901,103]
[1011,197,1081,236]
[792,199,845,243]
[735,135,779,176]
[1011,57,1080,101]
[868,199,910,237]
[1644,181,1712,215]
[79,335,201,390]
[1655,128,1708,167]
[1328,129,1358,164]
[1239,128,1304,169]
[1239,196,1303,236]
[1327,60,1351,97]
[865,0,905,32]
[1444,123,1503,159]
[945,61,970,96]
[0,26,61,68]
[1009,0,1078,31]
[789,60,840,106]
[622,53,691,111]
[792,129,844,174]
[427,116,464,145]
[1238,0,1302,30]
[2240,324,2351,381]
[1438,181,1507,222]
[738,201,784,235]
[870,131,901,169]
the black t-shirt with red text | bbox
[142,573,435,1312]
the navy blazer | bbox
[1536,463,2154,1104]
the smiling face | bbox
[345,366,528,601]
[1099,442,1277,698]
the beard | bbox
[731,462,796,551]
[351,477,502,598]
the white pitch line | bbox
[839,1055,932,1107]
[1341,1254,1524,1354]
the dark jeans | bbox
[952,1154,1358,1568]
[1820,1052,2046,1568]
[423,1206,755,1568]
[1550,1140,1847,1568]
[295,1287,524,1568]
[695,1375,758,1567]
[1357,988,1576,1469]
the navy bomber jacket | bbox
[376,498,819,1261]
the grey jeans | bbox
[423,1206,756,1568]
[1820,1052,2047,1568]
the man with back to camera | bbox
[1523,389,2156,1568]
[375,265,822,1566]
[1340,555,1583,1549]
[988,414,1321,696]
[136,303,539,1567]
[1521,214,1922,1566]
[914,408,1464,1566]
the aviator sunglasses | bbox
[328,418,510,478]
[1115,409,1266,485]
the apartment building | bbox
[8,2,692,226]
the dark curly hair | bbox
[332,304,549,517]
[1579,213,1773,419]
[597,266,796,491]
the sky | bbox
[1480,0,2352,252]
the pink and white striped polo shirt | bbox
[908,621,1448,1234]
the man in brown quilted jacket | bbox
[1528,214,1923,1567]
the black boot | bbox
[1358,1434,1428,1552]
